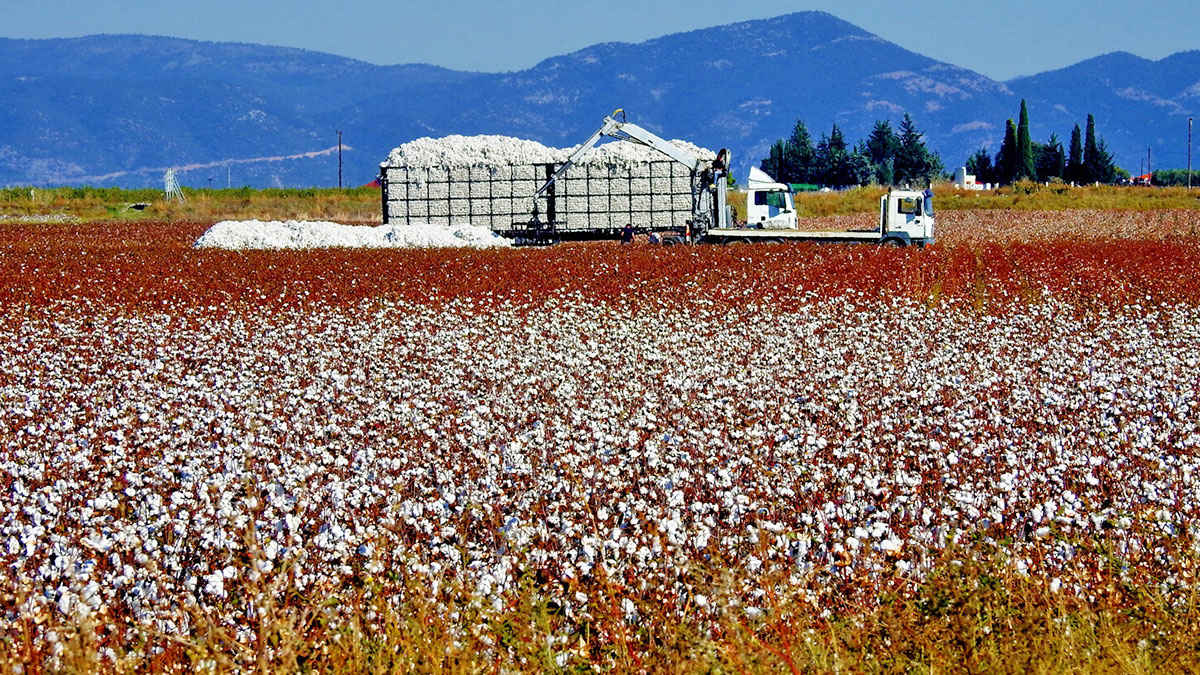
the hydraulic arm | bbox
[531,109,728,239]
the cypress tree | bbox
[1083,114,1100,183]
[1066,124,1083,183]
[1016,100,1037,181]
[995,119,1019,184]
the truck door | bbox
[752,190,795,229]
[894,195,923,236]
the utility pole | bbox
[1189,117,1193,190]
[337,130,343,189]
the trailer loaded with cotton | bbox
[379,109,935,246]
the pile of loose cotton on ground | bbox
[383,134,716,169]
[194,220,511,250]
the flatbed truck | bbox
[528,110,936,247]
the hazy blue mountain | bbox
[0,13,1193,188]
[1007,50,1200,173]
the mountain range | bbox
[1,12,1196,188]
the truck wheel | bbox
[881,238,905,247]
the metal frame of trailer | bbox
[380,161,695,243]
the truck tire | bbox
[881,238,905,247]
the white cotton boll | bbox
[621,598,637,619]
[203,572,225,597]
[57,592,74,616]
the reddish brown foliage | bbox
[1,220,1199,313]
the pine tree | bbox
[1035,133,1066,181]
[783,120,816,183]
[828,124,847,154]
[894,114,943,185]
[995,119,1019,184]
[1066,124,1083,183]
[966,148,995,184]
[760,140,786,180]
[1091,139,1117,183]
[1016,100,1037,181]
[816,125,852,186]
[866,120,899,184]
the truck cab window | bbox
[898,197,920,215]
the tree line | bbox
[1150,169,1200,187]
[965,100,1123,185]
[759,113,944,188]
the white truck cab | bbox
[744,168,797,229]
[879,189,935,244]
[704,167,936,247]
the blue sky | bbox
[3,0,1197,80]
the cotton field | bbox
[2,212,1200,663]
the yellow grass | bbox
[3,181,1200,225]
[0,186,384,224]
[8,541,1198,672]
[788,181,1200,218]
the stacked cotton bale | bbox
[380,134,714,231]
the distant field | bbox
[0,185,384,223]
[2,182,1199,225]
